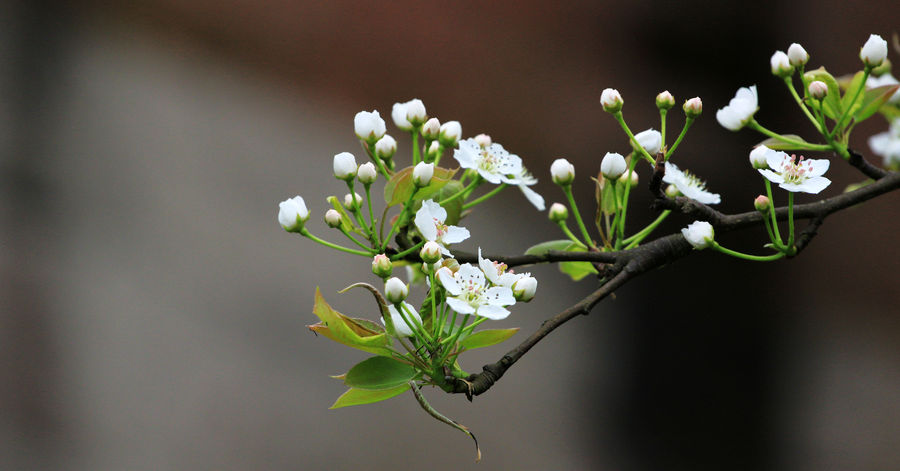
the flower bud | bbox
[440,258,460,273]
[372,254,393,278]
[391,102,414,131]
[277,195,309,231]
[425,141,441,162]
[421,261,441,275]
[633,129,662,156]
[600,88,623,113]
[375,135,397,160]
[405,99,427,127]
[665,184,680,198]
[413,162,434,187]
[512,275,537,302]
[749,145,770,169]
[787,43,809,67]
[548,202,568,222]
[753,195,770,213]
[474,133,492,148]
[354,110,386,142]
[421,118,441,140]
[683,97,702,118]
[333,152,358,181]
[357,162,377,184]
[681,220,714,250]
[384,277,409,304]
[439,120,462,147]
[550,158,575,185]
[619,168,639,187]
[860,34,888,68]
[770,50,793,78]
[324,209,342,228]
[344,192,362,209]
[420,241,442,264]
[656,90,675,110]
[808,80,828,100]
[600,152,627,179]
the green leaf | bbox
[854,84,900,122]
[458,328,519,351]
[805,67,842,120]
[329,383,410,409]
[307,287,393,357]
[524,239,574,256]
[344,356,418,390]
[559,261,598,281]
[756,134,812,151]
[384,166,457,207]
[326,196,359,234]
[840,71,867,112]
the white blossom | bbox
[787,43,809,66]
[357,162,377,184]
[600,88,623,112]
[278,196,309,230]
[437,264,516,320]
[716,85,758,131]
[758,149,831,194]
[550,158,575,185]
[681,221,714,250]
[633,129,662,155]
[453,137,523,184]
[860,34,888,68]
[392,99,426,130]
[512,275,537,302]
[375,135,397,159]
[333,152,358,180]
[354,110,386,142]
[478,248,524,288]
[385,277,409,304]
[749,145,770,169]
[868,118,900,168]
[600,152,627,179]
[413,162,434,187]
[414,199,470,255]
[770,50,793,77]
[662,162,721,204]
[439,120,462,146]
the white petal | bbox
[484,286,515,306]
[414,206,438,241]
[784,176,831,194]
[441,225,470,244]
[475,304,510,320]
[497,272,523,288]
[477,168,503,184]
[758,168,785,184]
[869,132,891,155]
[453,141,478,169]
[455,264,486,289]
[421,199,447,223]
[662,162,683,184]
[437,268,462,295]
[478,248,500,285]
[765,149,789,171]
[806,158,830,178]
[683,186,721,204]
[716,108,742,131]
[518,184,545,210]
[446,297,476,315]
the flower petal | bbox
[783,176,831,194]
[446,297,476,315]
[475,304,510,320]
[437,268,462,295]
[442,225,470,244]
[484,286,515,306]
[806,158,830,178]
[414,206,438,241]
[518,184,545,210]
[758,168,785,184]
[478,248,500,285]
[421,199,447,223]
[455,264,485,289]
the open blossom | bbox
[716,85,758,131]
[502,167,545,210]
[453,137,523,184]
[662,162,721,204]
[681,221,714,250]
[381,301,421,337]
[868,118,900,168]
[478,248,524,288]
[437,264,516,320]
[758,149,831,194]
[414,199,470,255]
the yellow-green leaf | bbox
[458,328,519,351]
[756,134,812,151]
[384,166,458,207]
[344,356,418,390]
[329,383,410,409]
[524,239,574,256]
[307,287,393,357]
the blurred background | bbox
[2,1,898,469]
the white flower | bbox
[600,152,627,179]
[512,275,537,302]
[453,137,523,184]
[414,199,470,255]
[501,167,545,210]
[413,162,434,187]
[421,118,441,139]
[357,162,377,184]
[354,110,386,142]
[478,248,523,288]
[392,99,426,131]
[550,158,575,185]
[662,162,721,204]
[860,34,888,68]
[866,73,900,104]
[681,221,714,250]
[683,97,702,118]
[716,85,758,131]
[473,133,491,148]
[600,88,623,113]
[868,118,900,168]
[420,241,443,264]
[758,149,831,194]
[333,152,358,180]
[381,301,421,337]
[749,145,770,169]
[278,196,309,230]
[437,264,516,320]
[324,209,342,228]
[787,43,809,66]
[344,192,362,209]
[385,277,408,304]
[548,202,568,222]
[439,120,462,147]
[633,129,662,155]
[770,50,793,77]
[375,135,397,159]
[808,80,828,100]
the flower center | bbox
[461,278,485,306]
[433,218,448,238]
[478,149,499,173]
[682,169,709,191]
[780,154,813,184]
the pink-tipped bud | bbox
[550,158,575,185]
[600,88,623,113]
[754,195,770,213]
[420,241,442,264]
[324,209,342,228]
[372,254,393,279]
[548,202,568,222]
[474,133,492,148]
[683,97,702,118]
[808,80,828,100]
[421,118,441,140]
[656,90,675,110]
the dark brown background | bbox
[2,1,898,469]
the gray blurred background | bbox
[2,1,898,470]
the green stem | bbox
[399,302,435,345]
[562,185,595,248]
[360,140,391,179]
[614,159,640,249]
[299,228,374,256]
[462,183,507,210]
[429,272,437,336]
[364,184,378,245]
[390,240,425,261]
[763,178,784,248]
[557,221,588,249]
[613,112,655,164]
[660,109,668,145]
[381,191,419,252]
[339,226,375,251]
[761,214,777,245]
[411,130,421,165]
[439,178,481,206]
[623,210,671,249]
[784,76,823,133]
[748,120,831,151]
[787,192,794,248]
[711,242,786,262]
[663,117,694,160]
